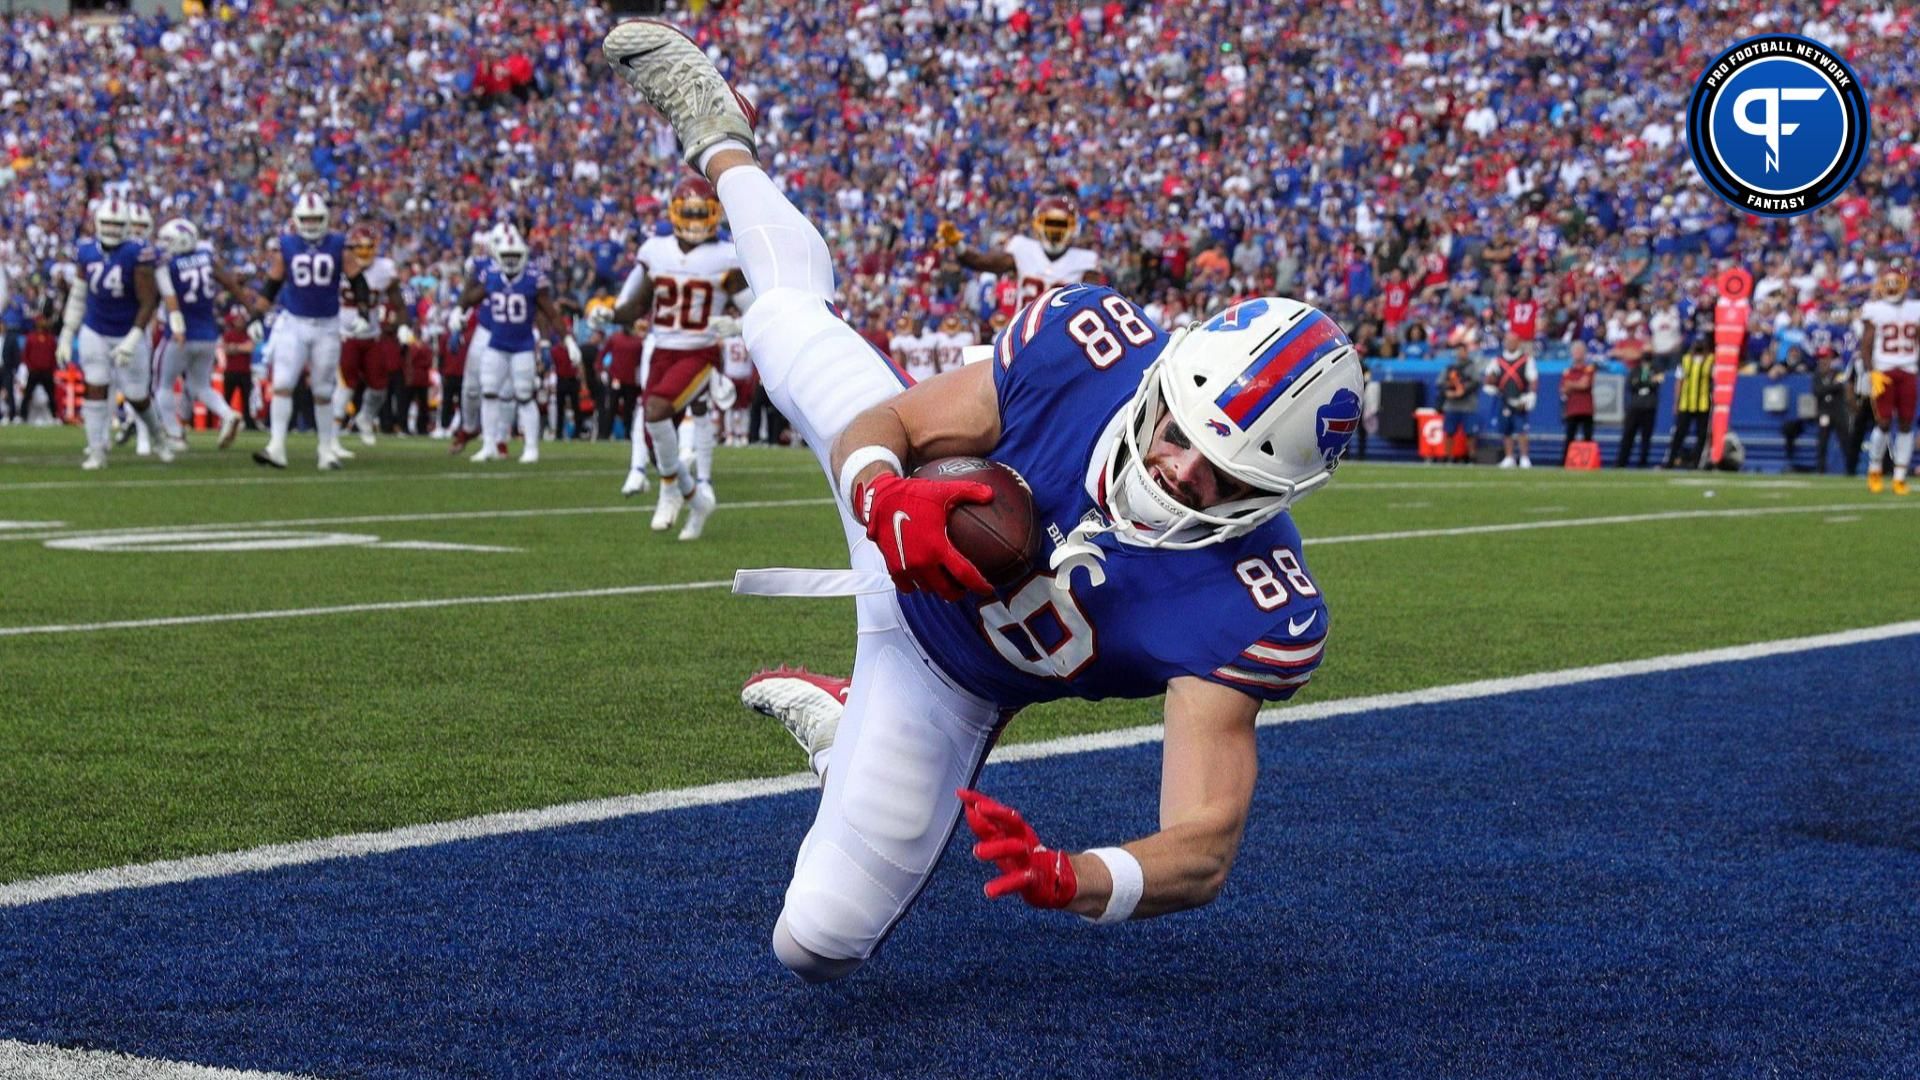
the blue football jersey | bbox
[279,232,347,319]
[897,284,1332,708]
[164,247,222,341]
[77,238,153,337]
[482,267,546,352]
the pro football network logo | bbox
[1687,34,1868,217]
[1314,388,1362,468]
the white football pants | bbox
[723,164,1004,973]
[155,338,236,439]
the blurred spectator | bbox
[218,316,258,431]
[1560,339,1597,463]
[600,323,644,441]
[1811,351,1854,475]
[1665,339,1714,468]
[438,325,467,436]
[1617,354,1663,469]
[1486,333,1538,468]
[401,329,434,435]
[1437,352,1479,465]
[20,316,58,423]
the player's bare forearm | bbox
[384,284,406,328]
[1065,677,1259,919]
[458,281,485,309]
[830,361,1002,489]
[134,267,159,329]
[956,248,1014,275]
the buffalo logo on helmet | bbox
[669,175,722,244]
[1204,298,1269,333]
[1314,388,1362,468]
[1032,194,1078,257]
[1205,419,1232,438]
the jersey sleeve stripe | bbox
[1209,666,1314,691]
[995,322,1016,369]
[1240,638,1326,669]
[1019,288,1059,345]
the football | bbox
[911,456,1042,589]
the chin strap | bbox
[1047,518,1110,594]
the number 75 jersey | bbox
[897,285,1332,709]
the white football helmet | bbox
[92,197,131,248]
[293,192,330,241]
[158,217,200,256]
[493,224,529,277]
[126,202,153,241]
[1100,296,1363,549]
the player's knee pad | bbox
[311,375,337,403]
[772,912,862,984]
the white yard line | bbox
[3,501,1914,639]
[0,1041,319,1080]
[0,463,817,494]
[3,618,1915,911]
[0,498,834,543]
[0,581,733,639]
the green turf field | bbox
[1,425,1913,883]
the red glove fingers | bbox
[855,472,996,600]
[956,788,1078,910]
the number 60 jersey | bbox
[897,285,1332,709]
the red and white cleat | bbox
[448,427,475,455]
[742,665,849,774]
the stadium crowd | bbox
[2,0,1919,430]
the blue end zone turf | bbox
[3,638,1917,1077]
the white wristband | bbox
[1087,847,1143,925]
[837,445,903,510]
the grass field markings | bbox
[0,463,819,494]
[6,501,1917,638]
[0,580,734,639]
[1384,501,1432,509]
[0,498,838,543]
[1307,500,1920,547]
[0,1039,317,1080]
[5,617,1916,909]
[1665,477,1812,489]
[1521,505,1570,513]
[374,540,522,553]
[1824,515,1862,524]
[0,520,63,529]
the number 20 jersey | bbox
[897,284,1332,709]
[635,235,738,350]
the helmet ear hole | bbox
[1260,440,1274,457]
[1192,374,1207,388]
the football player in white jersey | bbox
[888,314,938,384]
[334,225,407,452]
[1858,266,1920,494]
[945,193,1101,310]
[610,174,752,539]
[930,311,980,370]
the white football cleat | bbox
[357,415,377,447]
[742,666,850,775]
[217,414,242,449]
[651,480,686,531]
[252,444,288,469]
[1519,456,1533,469]
[330,439,356,460]
[678,481,715,541]
[470,441,497,463]
[602,20,759,167]
[152,438,175,464]
[518,445,540,465]
[317,448,344,471]
[81,448,107,471]
[620,469,651,497]
[1498,456,1516,469]
[164,435,189,454]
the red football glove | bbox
[956,787,1078,909]
[855,471,996,601]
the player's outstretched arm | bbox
[961,677,1259,921]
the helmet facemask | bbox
[493,227,529,277]
[93,201,129,248]
[1035,206,1077,257]
[670,195,719,244]
[294,194,329,242]
[1099,338,1303,551]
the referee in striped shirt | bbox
[1664,338,1714,468]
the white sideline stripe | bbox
[4,618,1916,910]
[1307,501,1918,546]
[0,464,819,493]
[3,500,1915,639]
[0,1040,318,1080]
[0,520,64,529]
[0,582,734,639]
[0,498,834,543]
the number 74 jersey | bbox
[897,285,1331,709]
